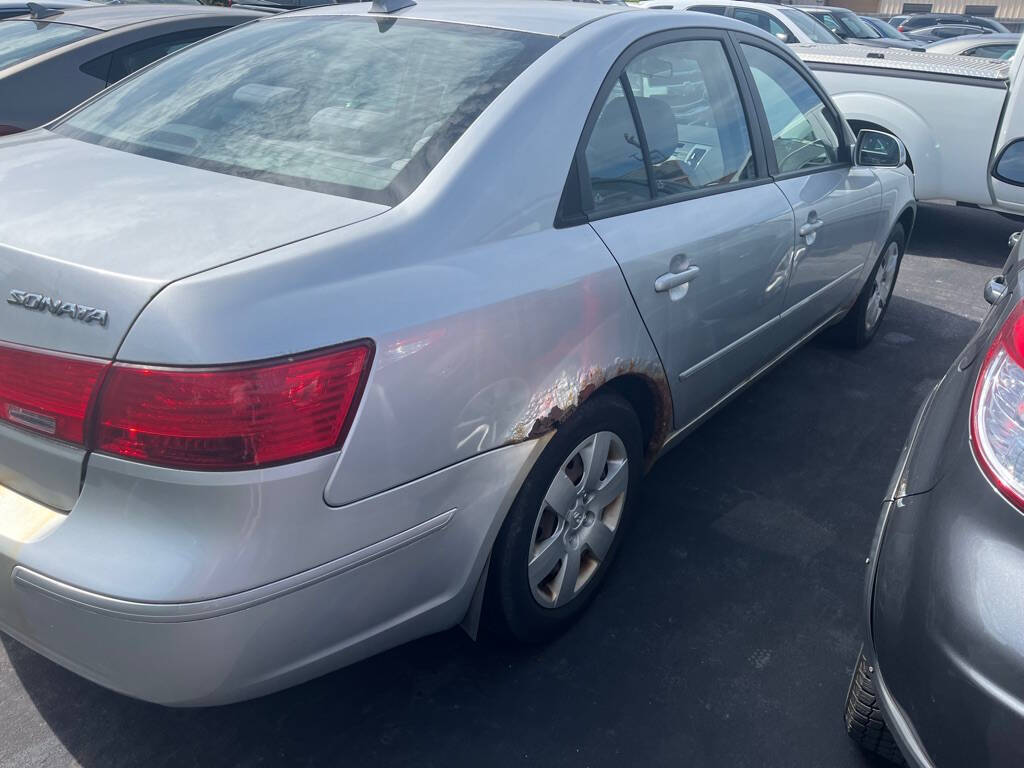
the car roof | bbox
[284,0,630,37]
[24,3,261,31]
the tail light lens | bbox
[0,343,109,444]
[972,300,1024,507]
[0,341,372,471]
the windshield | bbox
[864,18,903,39]
[815,10,881,39]
[55,17,553,204]
[0,19,95,71]
[780,8,841,43]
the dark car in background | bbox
[796,5,926,49]
[0,4,263,134]
[896,12,1009,34]
[0,0,88,19]
[846,227,1024,765]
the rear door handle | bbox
[654,265,700,293]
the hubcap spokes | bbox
[866,242,899,332]
[529,431,628,608]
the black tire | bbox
[832,224,906,349]
[845,653,906,765]
[484,392,643,643]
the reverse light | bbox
[972,300,1024,507]
[94,343,372,470]
[0,342,110,445]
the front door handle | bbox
[654,265,700,293]
[798,219,825,238]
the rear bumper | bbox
[0,439,543,705]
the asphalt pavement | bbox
[0,203,1017,768]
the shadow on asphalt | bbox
[1,205,1015,768]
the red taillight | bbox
[0,342,109,445]
[0,340,372,470]
[897,25,905,31]
[971,300,1024,508]
[94,343,372,470]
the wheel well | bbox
[848,119,914,172]
[594,374,671,459]
[897,206,916,242]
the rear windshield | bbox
[0,19,95,71]
[54,16,554,204]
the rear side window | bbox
[740,44,840,174]
[56,17,553,204]
[0,19,95,71]
[583,39,755,215]
[688,5,727,14]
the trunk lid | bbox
[0,132,387,358]
[0,132,386,510]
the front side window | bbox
[740,44,840,174]
[55,18,552,204]
[0,20,95,71]
[583,39,755,214]
[732,9,793,42]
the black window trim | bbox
[555,27,773,228]
[730,31,852,182]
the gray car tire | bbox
[484,392,643,643]
[845,653,906,765]
[833,224,906,348]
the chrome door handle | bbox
[799,219,825,238]
[654,265,700,293]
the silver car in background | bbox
[0,0,914,705]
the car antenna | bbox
[370,0,415,13]
[27,2,62,18]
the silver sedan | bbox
[0,0,914,705]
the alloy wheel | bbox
[528,431,628,608]
[865,241,900,333]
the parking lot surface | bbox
[0,203,1016,768]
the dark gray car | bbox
[847,226,1024,765]
[0,4,264,134]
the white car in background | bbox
[640,0,842,46]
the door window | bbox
[582,38,755,213]
[687,5,727,14]
[740,44,841,174]
[732,9,794,42]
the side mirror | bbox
[854,129,906,168]
[993,138,1024,187]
